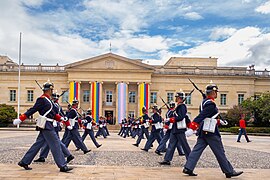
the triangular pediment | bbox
[65,53,155,71]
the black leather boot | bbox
[33,157,45,162]
[18,161,32,170]
[183,167,197,176]
[225,170,243,178]
[60,166,73,172]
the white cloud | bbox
[255,1,270,14]
[209,27,237,40]
[177,27,270,70]
[183,12,203,20]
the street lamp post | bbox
[17,32,22,128]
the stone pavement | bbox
[0,129,269,179]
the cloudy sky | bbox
[0,0,270,70]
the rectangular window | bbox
[185,93,192,105]
[238,94,244,104]
[167,92,174,103]
[150,92,157,104]
[83,90,90,102]
[220,94,227,105]
[62,91,69,103]
[129,91,136,103]
[27,90,34,102]
[10,90,16,102]
[128,111,135,118]
[106,90,113,105]
[254,95,260,100]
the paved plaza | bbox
[0,129,269,179]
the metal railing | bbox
[0,64,65,72]
[1,63,269,77]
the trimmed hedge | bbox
[219,127,270,134]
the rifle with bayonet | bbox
[188,78,206,99]
[159,96,170,110]
[35,80,43,90]
[59,88,69,97]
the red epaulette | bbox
[40,95,46,98]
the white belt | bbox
[69,119,78,122]
[46,118,54,122]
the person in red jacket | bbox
[237,114,251,142]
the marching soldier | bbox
[132,117,140,138]
[133,107,150,147]
[159,91,191,165]
[34,92,74,164]
[183,83,243,178]
[13,81,73,172]
[155,101,184,156]
[141,105,162,152]
[63,99,91,154]
[81,110,102,148]
[118,118,125,135]
[103,118,110,136]
[123,116,132,138]
[95,116,107,138]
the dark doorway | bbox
[105,110,114,124]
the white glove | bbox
[220,120,228,126]
[67,125,73,130]
[60,117,68,121]
[13,119,22,125]
[165,118,170,122]
[185,129,195,137]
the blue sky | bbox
[0,0,270,70]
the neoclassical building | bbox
[0,53,269,124]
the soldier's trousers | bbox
[132,128,140,138]
[104,126,110,135]
[164,133,189,161]
[184,135,234,174]
[82,129,100,147]
[118,127,124,135]
[64,128,88,151]
[123,127,131,138]
[156,131,184,154]
[96,128,107,138]
[62,129,80,149]
[40,131,71,158]
[136,127,149,145]
[21,130,66,168]
[144,131,162,150]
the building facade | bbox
[0,53,269,124]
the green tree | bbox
[242,92,270,127]
[226,105,248,127]
[0,104,17,127]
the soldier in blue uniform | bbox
[183,83,243,178]
[141,105,162,152]
[123,116,132,138]
[159,92,191,165]
[34,92,74,164]
[103,118,110,136]
[155,101,184,156]
[13,81,73,172]
[63,99,91,154]
[81,110,102,148]
[133,107,150,147]
[95,116,108,138]
[131,118,140,138]
[118,119,125,135]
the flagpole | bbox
[17,32,22,128]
